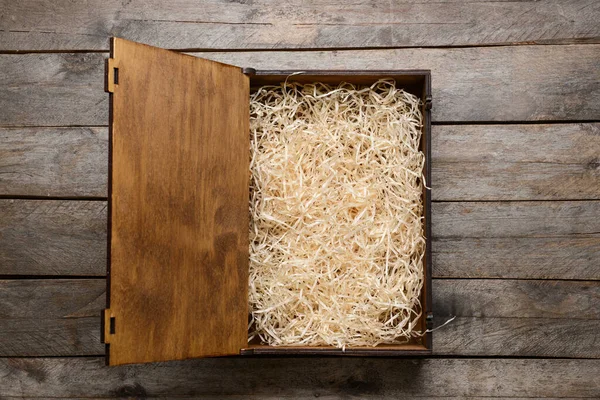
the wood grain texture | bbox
[433,279,600,319]
[432,279,600,356]
[2,200,598,280]
[106,38,249,364]
[0,53,106,127]
[0,200,106,276]
[435,123,600,165]
[0,127,108,197]
[433,317,600,358]
[433,200,600,238]
[0,279,104,356]
[435,162,600,201]
[433,123,600,200]
[0,357,598,398]
[434,237,600,280]
[2,123,598,200]
[6,398,591,400]
[0,0,598,51]
[1,279,597,357]
[1,45,599,126]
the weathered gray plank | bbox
[1,357,598,398]
[1,279,597,357]
[1,45,599,126]
[0,0,598,51]
[434,201,600,278]
[0,200,106,276]
[0,279,104,318]
[0,127,108,197]
[434,317,600,358]
[432,280,600,358]
[433,279,600,319]
[0,279,104,356]
[2,124,598,200]
[435,162,600,201]
[435,123,600,165]
[0,317,102,356]
[434,123,600,200]
[0,53,106,127]
[434,237,600,280]
[434,201,600,238]
[3,398,590,400]
[2,200,599,279]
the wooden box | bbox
[101,38,432,365]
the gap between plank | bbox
[433,119,600,126]
[1,354,599,361]
[0,195,108,201]
[1,120,598,130]
[0,39,598,54]
[3,197,600,203]
[1,276,597,284]
[0,275,106,280]
[433,199,600,203]
[432,276,600,282]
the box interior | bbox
[244,72,431,354]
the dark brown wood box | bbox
[102,38,432,366]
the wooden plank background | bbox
[1,0,599,50]
[0,0,599,398]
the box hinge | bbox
[425,95,432,110]
[106,58,120,93]
[242,67,256,76]
[240,347,255,356]
[426,313,434,330]
[101,309,116,343]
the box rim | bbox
[245,69,433,356]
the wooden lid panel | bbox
[105,38,249,365]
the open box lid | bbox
[102,38,250,365]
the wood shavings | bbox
[249,79,425,347]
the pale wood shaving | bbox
[249,79,425,347]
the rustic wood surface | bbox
[1,357,598,398]
[434,237,600,280]
[1,45,599,127]
[1,278,598,358]
[4,397,594,400]
[0,200,106,276]
[0,127,108,198]
[1,0,598,50]
[3,123,598,200]
[2,200,599,279]
[433,201,600,238]
[1,0,599,397]
[0,279,103,356]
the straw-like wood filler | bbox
[249,79,425,347]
